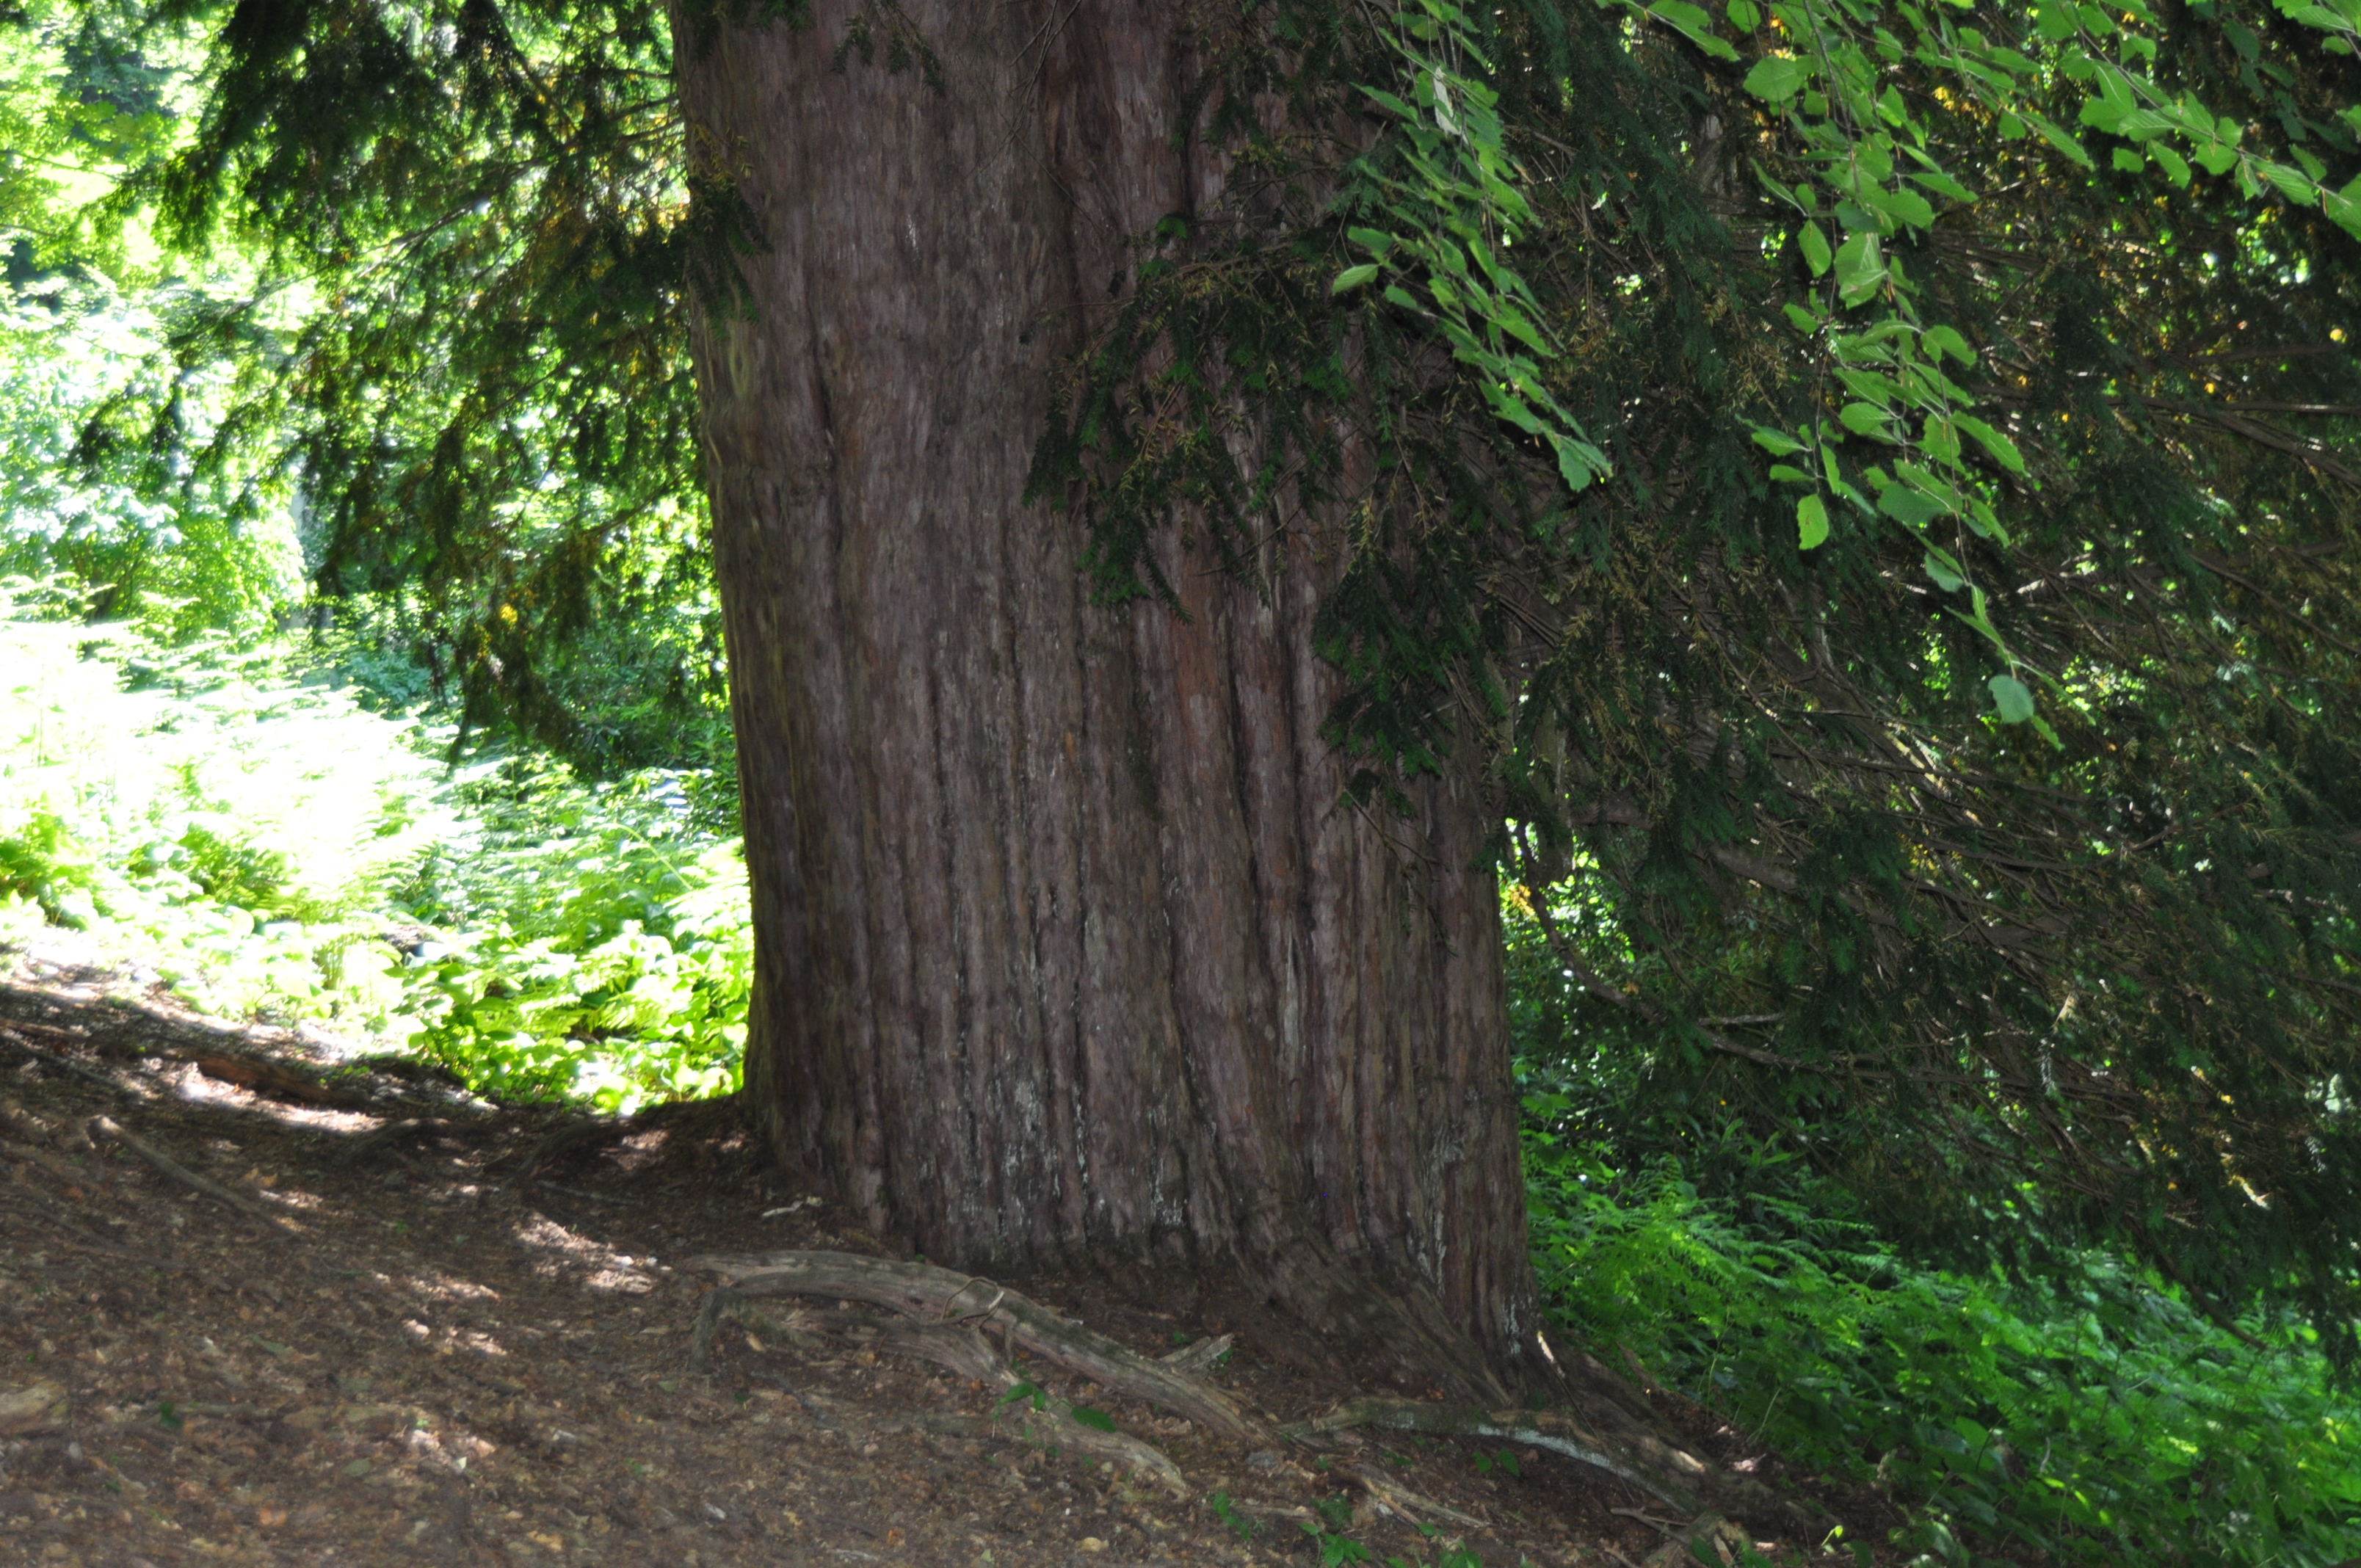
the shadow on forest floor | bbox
[0,936,1899,1568]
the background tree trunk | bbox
[674,0,1542,1393]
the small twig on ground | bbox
[87,1116,291,1229]
[1611,1506,1681,1536]
[1229,1500,1314,1520]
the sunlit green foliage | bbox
[0,584,747,1110]
[1,283,305,634]
[390,757,747,1106]
[1,0,192,272]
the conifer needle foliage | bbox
[136,0,723,758]
[148,0,2359,1354]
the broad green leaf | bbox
[1988,674,2036,724]
[1834,231,1885,302]
[1332,265,1381,293]
[1745,55,1809,102]
[2022,109,2095,168]
[1923,550,1968,591]
[1799,220,1833,277]
[1751,427,1807,455]
[1838,402,1892,437]
[1551,432,1603,493]
[1346,227,1397,256]
[1647,0,1741,59]
[2265,163,2321,204]
[1921,324,1974,365]
[1907,168,1978,203]
[1878,486,1948,525]
[1846,181,1933,231]
[1954,414,2025,473]
[1797,493,1830,549]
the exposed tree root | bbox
[87,1116,295,1231]
[1350,1464,1488,1530]
[1157,1332,1233,1375]
[689,1249,1266,1442]
[690,1290,1002,1383]
[690,1286,1188,1496]
[687,1250,1810,1531]
[1302,1396,1813,1530]
[874,1411,1187,1499]
[189,1051,376,1109]
[0,1026,128,1094]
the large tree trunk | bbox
[673,1,1542,1393]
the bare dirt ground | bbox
[0,942,1897,1568]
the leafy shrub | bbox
[0,590,747,1111]
[0,800,100,926]
[1504,864,2361,1567]
[1524,1094,2361,1567]
[390,760,750,1108]
[1,283,305,639]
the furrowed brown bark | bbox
[672,1,1540,1393]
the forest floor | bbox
[0,932,1896,1568]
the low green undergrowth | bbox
[0,581,747,1109]
[1522,1083,2361,1567]
[1500,857,2361,1568]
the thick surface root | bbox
[689,1249,1266,1441]
[689,1283,1188,1496]
[875,1410,1186,1500]
[1305,1395,1815,1531]
[1349,1464,1487,1530]
[89,1114,295,1230]
[689,1250,1810,1532]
